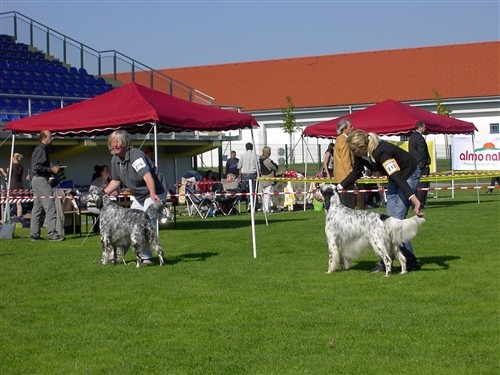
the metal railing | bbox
[0,11,214,105]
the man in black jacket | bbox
[30,130,65,241]
[408,122,431,207]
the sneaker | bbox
[30,235,42,241]
[370,263,386,273]
[49,235,65,242]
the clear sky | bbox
[0,0,498,70]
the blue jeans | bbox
[386,168,420,253]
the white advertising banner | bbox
[452,135,500,171]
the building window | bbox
[400,135,409,142]
[491,123,499,134]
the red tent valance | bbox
[5,82,258,136]
[303,99,476,138]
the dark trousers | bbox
[416,166,429,206]
[489,177,500,192]
[339,187,355,209]
[241,173,257,208]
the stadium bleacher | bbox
[0,33,114,121]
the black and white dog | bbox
[319,183,425,276]
[80,186,166,268]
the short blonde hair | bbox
[108,130,130,151]
[13,153,22,162]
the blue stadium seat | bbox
[0,34,115,119]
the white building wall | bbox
[198,98,500,168]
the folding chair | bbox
[181,177,213,218]
[217,178,241,215]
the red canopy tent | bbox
[302,99,477,138]
[302,98,482,205]
[4,82,258,135]
[1,83,259,220]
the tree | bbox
[433,89,453,159]
[281,96,296,164]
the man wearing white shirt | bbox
[238,142,259,210]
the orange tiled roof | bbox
[123,41,500,112]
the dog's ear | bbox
[320,185,334,212]
[95,194,103,208]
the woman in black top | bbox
[322,142,334,178]
[0,153,24,217]
[338,129,422,272]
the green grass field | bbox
[1,189,499,374]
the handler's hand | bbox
[411,196,423,217]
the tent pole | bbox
[2,133,15,222]
[300,128,307,211]
[153,123,160,237]
[250,128,260,258]
[154,123,158,169]
[471,133,480,204]
[249,177,257,259]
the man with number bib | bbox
[104,130,166,264]
[337,129,422,273]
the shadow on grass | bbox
[418,255,461,270]
[166,251,220,266]
[348,255,461,273]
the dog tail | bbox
[386,215,425,246]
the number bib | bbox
[382,158,400,176]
